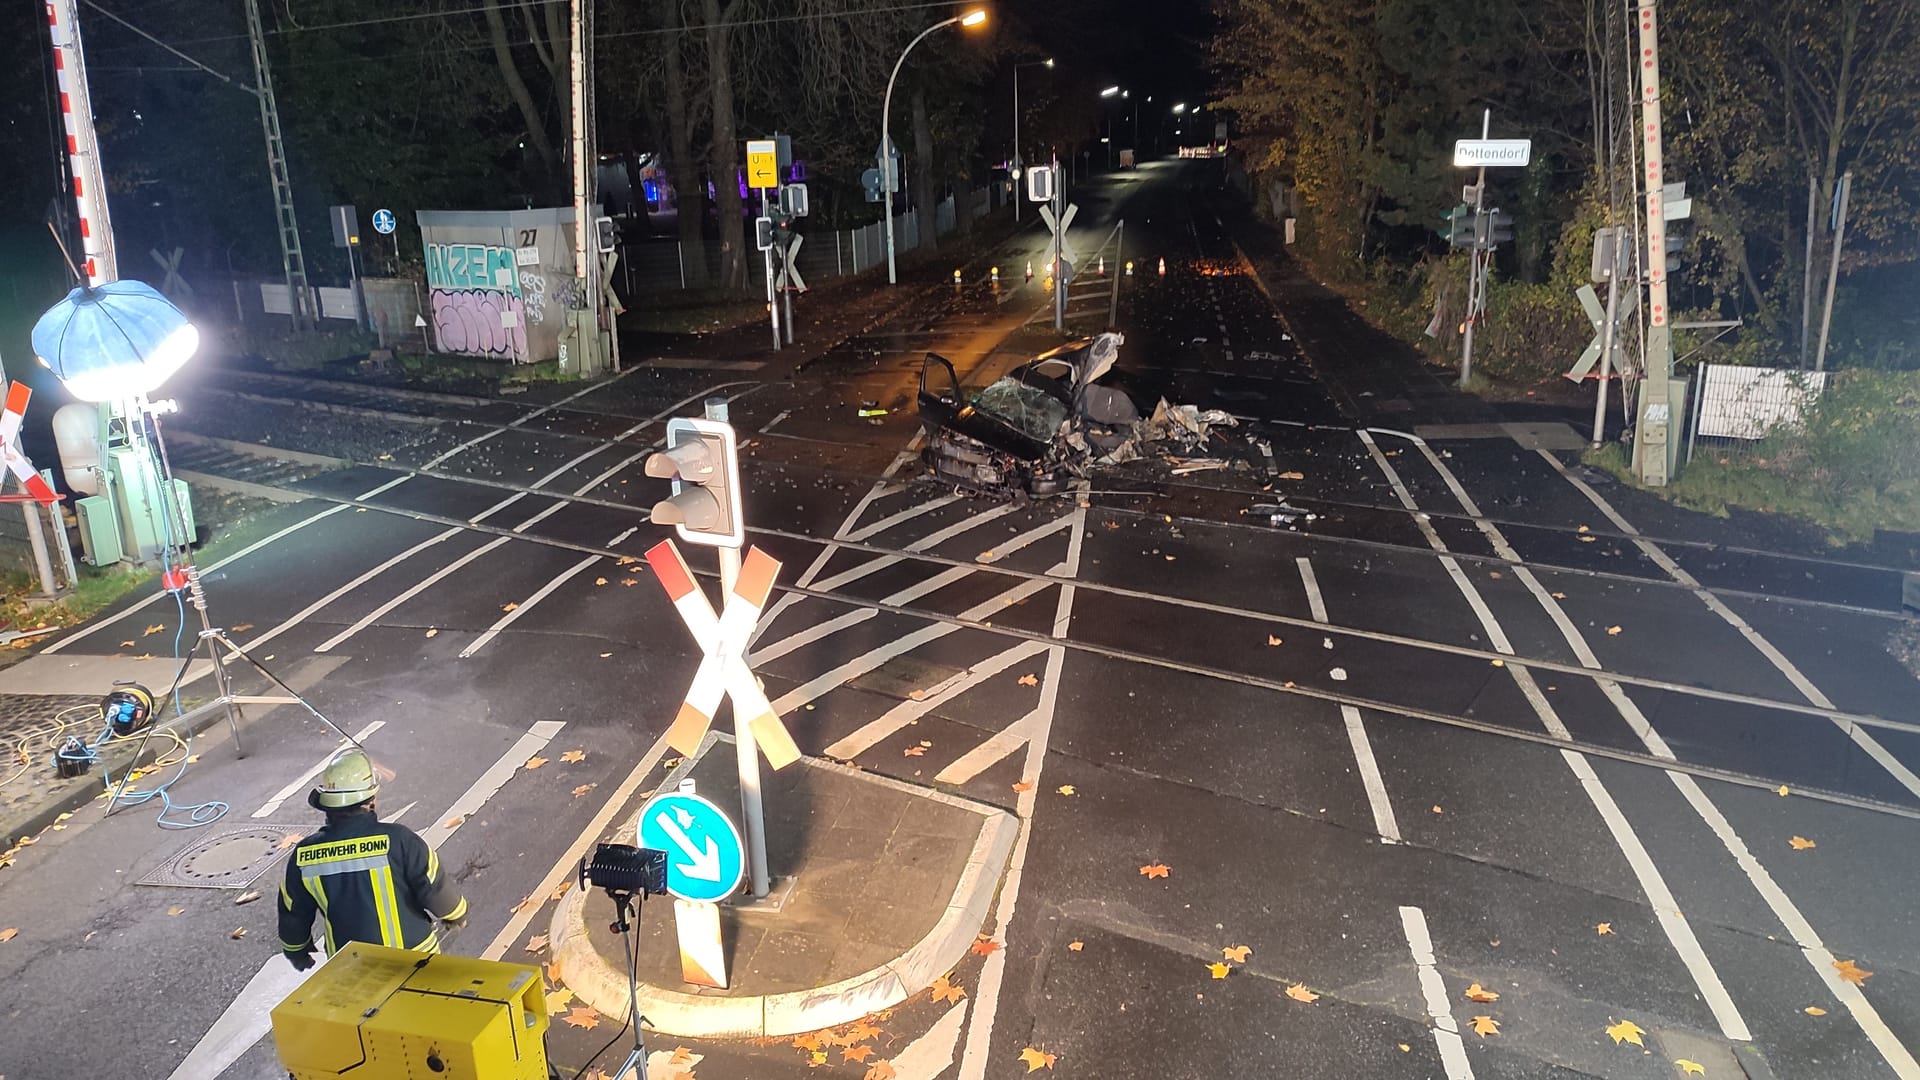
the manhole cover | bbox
[135,826,303,890]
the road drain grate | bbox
[135,826,303,890]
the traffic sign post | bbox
[638,783,746,987]
[370,208,396,235]
[1450,116,1531,388]
[1037,163,1076,330]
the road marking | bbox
[1535,448,1920,801]
[461,554,602,659]
[843,494,960,543]
[761,408,791,434]
[251,720,386,817]
[1398,905,1474,1080]
[935,704,1043,785]
[1341,706,1401,843]
[313,536,513,653]
[893,999,969,1080]
[1295,556,1329,622]
[826,641,1050,762]
[166,718,563,1080]
[957,492,1087,1080]
[1359,430,1752,1043]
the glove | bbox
[286,949,316,972]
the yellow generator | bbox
[271,943,550,1079]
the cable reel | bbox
[102,683,154,739]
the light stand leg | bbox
[189,573,247,758]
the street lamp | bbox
[883,7,988,285]
[1013,58,1054,222]
[1173,102,1187,114]
[1100,85,1121,97]
[1099,87,1127,169]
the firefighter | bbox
[277,747,468,970]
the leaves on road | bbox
[1431,805,1444,815]
[442,817,464,830]
[1605,1019,1646,1046]
[560,749,586,763]
[595,578,608,586]
[1805,1006,1827,1016]
[1834,959,1873,985]
[1471,1015,1499,1037]
[863,1062,897,1080]
[1675,1061,1706,1076]
[234,890,261,906]
[1012,780,1034,792]
[524,756,548,770]
[1067,940,1084,951]
[902,745,926,757]
[1018,673,1039,686]
[1596,923,1613,935]
[1606,625,1622,635]
[279,833,302,849]
[1267,635,1283,646]
[620,578,639,587]
[791,1033,824,1053]
[1223,945,1252,963]
[1018,1047,1057,1072]
[144,624,164,636]
[1139,863,1170,879]
[1464,983,1499,1003]
[1285,983,1319,1003]
[501,602,519,613]
[0,927,16,943]
[1056,784,1076,796]
[524,933,549,953]
[119,641,135,648]
[1778,785,1791,797]
[425,628,439,638]
[166,906,185,917]
[229,927,248,940]
[1207,962,1231,979]
[970,935,1000,956]
[842,1044,875,1063]
[232,623,254,633]
[1789,835,1817,850]
[572,784,597,798]
[562,1004,601,1029]
[546,987,574,1015]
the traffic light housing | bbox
[781,183,809,218]
[1661,221,1690,274]
[1483,209,1514,248]
[754,216,775,252]
[861,168,884,203]
[1026,165,1055,204]
[646,417,743,548]
[1445,204,1472,248]
[594,216,617,254]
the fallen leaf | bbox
[1285,982,1319,1003]
[977,550,997,562]
[229,927,248,940]
[1017,1047,1056,1072]
[1778,785,1791,797]
[1432,805,1444,815]
[1606,625,1622,635]
[845,1019,882,1041]
[810,1050,829,1066]
[425,628,439,638]
[546,987,574,1014]
[1578,525,1590,533]
[620,578,638,587]
[1596,922,1613,935]
[572,784,597,798]
[1605,1019,1646,1046]
[1278,471,1305,480]
[1675,1061,1705,1076]
[1834,959,1872,985]
[1208,962,1231,979]
[1805,1006,1827,1016]
[278,833,301,849]
[1056,784,1076,796]
[863,1062,897,1080]
[0,927,16,942]
[119,640,135,648]
[1491,658,1505,667]
[166,906,185,917]
[1551,592,1567,599]
[234,890,261,906]
[501,602,519,612]
[1790,835,1816,850]
[562,1005,600,1029]
[1399,1044,1411,1052]
[595,577,608,586]
[144,624,164,636]
[791,1033,825,1052]
[1018,673,1039,686]
[232,623,254,633]
[930,974,966,1003]
[1471,1015,1499,1037]
[1011,780,1034,792]
[1464,983,1499,1003]
[902,745,926,757]
[1067,940,1084,951]
[524,756,548,770]
[549,880,571,901]
[443,816,465,830]
[1581,535,1599,543]
[1267,635,1282,646]
[843,1044,876,1063]
[970,936,1001,956]
[1139,863,1170,879]
[599,652,612,658]
[668,1047,696,1067]
[560,750,586,763]
[1223,945,1252,963]
[525,933,549,953]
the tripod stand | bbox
[602,888,649,1080]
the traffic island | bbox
[550,732,1016,1038]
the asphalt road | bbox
[3,161,1919,1080]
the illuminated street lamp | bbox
[883,8,988,284]
[1173,102,1187,114]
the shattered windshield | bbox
[972,378,1069,442]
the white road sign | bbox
[1452,139,1532,168]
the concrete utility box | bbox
[415,207,597,364]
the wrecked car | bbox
[917,331,1276,496]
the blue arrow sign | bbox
[637,791,744,903]
[371,208,396,235]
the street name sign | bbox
[1452,139,1532,167]
[638,790,746,903]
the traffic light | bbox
[861,168,884,203]
[1660,221,1690,274]
[1483,209,1514,248]
[1026,165,1055,204]
[781,182,809,218]
[1445,204,1472,248]
[646,417,743,548]
[754,216,775,252]
[594,216,617,254]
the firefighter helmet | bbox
[310,746,378,809]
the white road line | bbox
[1399,905,1475,1080]
[843,494,960,543]
[247,528,461,649]
[1536,448,1920,801]
[250,720,386,818]
[1360,431,1753,1043]
[761,408,792,434]
[958,493,1087,1080]
[1295,556,1329,623]
[808,502,1035,592]
[1341,706,1401,843]
[167,717,564,1080]
[825,638,1049,762]
[313,536,512,653]
[935,704,1044,785]
[891,999,969,1080]
[460,555,601,659]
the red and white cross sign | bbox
[0,384,58,505]
[645,539,801,770]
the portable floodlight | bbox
[30,280,199,403]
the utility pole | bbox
[1799,175,1817,364]
[1814,171,1851,373]
[1633,0,1675,486]
[242,0,312,330]
[1459,109,1489,388]
[568,0,605,376]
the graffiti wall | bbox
[425,243,526,361]
[417,208,587,364]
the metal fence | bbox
[1685,363,1829,464]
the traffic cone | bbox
[1098,255,1107,277]
[953,268,963,284]
[1157,257,1167,276]
[1025,260,1034,280]
[1125,260,1134,276]
[991,266,1000,285]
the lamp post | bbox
[1012,58,1054,222]
[883,8,987,285]
[1100,86,1124,170]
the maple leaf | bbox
[843,1044,876,1063]
[970,936,1001,956]
[1017,1047,1057,1072]
[1067,940,1084,951]
[0,927,16,942]
[546,987,574,1014]
[1285,983,1319,1003]
[425,628,439,638]
[668,1048,696,1067]
[1605,1019,1646,1046]
[278,833,301,849]
[1675,1061,1705,1076]
[620,578,639,587]
[809,1050,829,1066]
[791,1033,825,1052]
[144,624,164,636]
[524,756,548,769]
[930,974,966,1004]
[501,602,519,612]
[863,1062,898,1080]
[1805,1006,1827,1016]
[845,1019,883,1042]
[562,1005,600,1029]
[1432,805,1444,815]
[1057,784,1076,796]
[1789,835,1816,850]
[902,745,926,757]
[549,880,572,901]
[572,784,597,798]
[1778,785,1791,797]
[1207,961,1231,979]
[1139,863,1170,878]
[166,906,185,917]
[1223,945,1251,963]
[1012,780,1034,792]
[525,933,549,953]
[560,749,586,763]
[1463,983,1499,1003]
[1018,673,1039,686]
[595,577,608,586]
[1596,923,1613,935]
[1267,635,1282,646]
[1471,1015,1499,1037]
[1606,625,1622,635]
[1834,959,1872,985]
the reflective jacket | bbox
[277,809,467,956]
